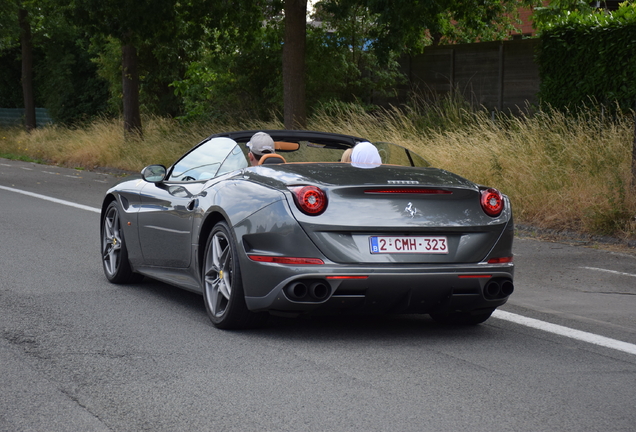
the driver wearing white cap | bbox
[247,132,276,166]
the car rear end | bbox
[240,163,513,318]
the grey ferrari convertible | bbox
[100,130,514,329]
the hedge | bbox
[538,4,636,112]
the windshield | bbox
[169,137,248,181]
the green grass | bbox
[1,101,635,239]
[0,152,44,163]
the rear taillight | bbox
[289,186,328,215]
[480,188,504,217]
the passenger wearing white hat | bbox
[247,132,276,166]
[351,141,381,168]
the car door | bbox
[137,181,204,268]
[136,137,248,268]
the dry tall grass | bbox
[310,105,636,238]
[1,105,635,238]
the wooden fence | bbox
[379,38,541,113]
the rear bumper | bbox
[244,263,513,315]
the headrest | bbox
[258,154,287,165]
[274,141,300,151]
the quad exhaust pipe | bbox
[500,280,514,296]
[484,278,514,300]
[284,280,330,302]
[286,282,308,300]
[310,282,329,300]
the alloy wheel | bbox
[204,229,233,317]
[102,205,123,277]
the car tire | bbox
[429,309,494,325]
[202,221,267,329]
[101,201,143,284]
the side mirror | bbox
[141,165,167,183]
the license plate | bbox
[369,236,449,254]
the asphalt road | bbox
[1,159,635,431]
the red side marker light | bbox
[487,256,514,264]
[248,255,324,265]
[325,276,369,280]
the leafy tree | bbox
[68,0,268,135]
[171,1,404,123]
[309,2,404,104]
[68,0,181,136]
[0,0,37,130]
[1,0,109,125]
[37,23,109,124]
[270,0,540,126]
[318,0,539,62]
[532,0,598,30]
[172,22,284,123]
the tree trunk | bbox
[122,43,142,138]
[18,8,36,132]
[282,0,307,130]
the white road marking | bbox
[2,184,635,356]
[0,185,100,213]
[493,310,636,356]
[580,266,636,278]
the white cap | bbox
[351,142,381,168]
[247,132,275,156]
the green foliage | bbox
[91,35,190,118]
[532,0,597,30]
[308,5,405,105]
[0,0,109,123]
[538,3,636,112]
[68,0,178,45]
[0,151,43,163]
[172,22,284,122]
[0,0,19,50]
[172,4,406,123]
[90,37,123,116]
[0,47,23,107]
[68,0,269,120]
[317,0,539,63]
[37,27,110,123]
